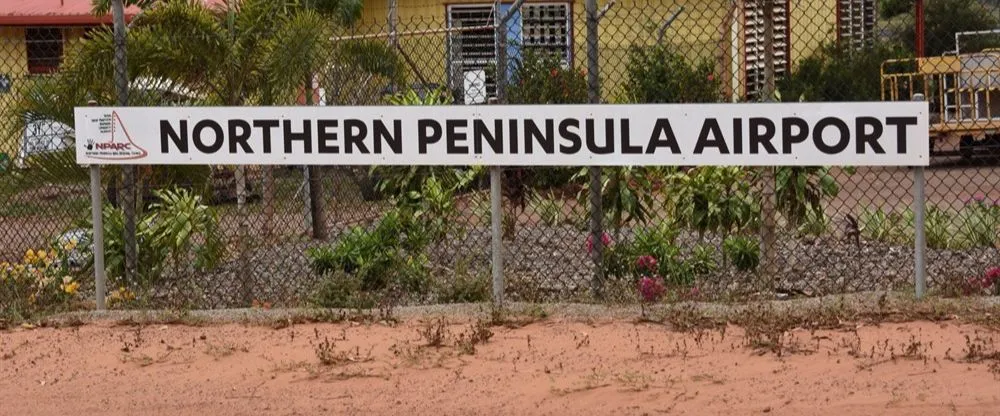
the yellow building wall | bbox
[350,0,842,104]
[0,26,88,161]
[789,0,837,69]
[0,27,28,160]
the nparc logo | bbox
[81,111,148,161]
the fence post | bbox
[490,164,504,305]
[912,93,927,299]
[87,101,107,311]
[585,0,604,300]
[111,0,137,291]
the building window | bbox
[743,0,789,101]
[837,0,876,48]
[446,2,572,103]
[26,27,64,74]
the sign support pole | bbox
[490,165,504,306]
[912,93,927,299]
[87,100,107,311]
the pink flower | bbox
[586,232,612,253]
[985,267,1000,287]
[638,275,666,303]
[635,255,658,272]
[687,286,700,299]
[707,73,715,82]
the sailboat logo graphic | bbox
[84,111,148,161]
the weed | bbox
[315,336,338,365]
[456,319,494,355]
[723,235,760,272]
[119,325,145,353]
[418,318,450,347]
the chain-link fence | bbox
[1,0,999,315]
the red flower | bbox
[635,255,658,272]
[550,68,558,78]
[586,232,612,253]
[638,275,666,303]
[707,73,715,82]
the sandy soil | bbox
[2,317,999,415]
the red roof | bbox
[0,0,140,25]
[0,0,228,26]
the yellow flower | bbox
[61,280,80,295]
[36,250,47,261]
[23,249,35,263]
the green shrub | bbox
[623,43,721,104]
[530,191,564,227]
[773,166,850,229]
[434,268,490,304]
[78,187,223,291]
[508,49,588,104]
[723,236,760,272]
[307,210,431,294]
[956,201,1000,248]
[859,207,911,245]
[310,270,377,309]
[667,167,758,237]
[777,41,907,102]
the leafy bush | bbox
[892,0,1000,57]
[309,270,377,309]
[79,187,223,292]
[777,41,907,102]
[956,199,1000,248]
[574,166,671,232]
[307,209,431,294]
[667,167,758,237]
[723,236,760,272]
[508,49,588,104]
[859,207,911,245]
[1,247,82,322]
[530,191,564,227]
[623,44,721,103]
[434,267,490,304]
[772,166,851,229]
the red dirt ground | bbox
[2,317,999,415]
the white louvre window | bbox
[521,3,572,64]
[447,4,498,102]
[838,0,876,48]
[743,0,788,101]
[446,3,572,103]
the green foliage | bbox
[772,166,851,229]
[385,86,453,105]
[574,166,670,232]
[1,242,84,323]
[623,43,721,103]
[892,0,1000,56]
[306,211,431,294]
[601,223,716,287]
[859,207,912,245]
[530,191,564,227]
[723,236,760,272]
[880,0,913,19]
[666,167,758,236]
[797,209,832,238]
[434,265,490,304]
[956,201,1000,248]
[309,270,376,309]
[371,87,481,203]
[508,50,588,104]
[777,41,908,102]
[79,187,223,291]
[307,170,474,301]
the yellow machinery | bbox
[881,42,1000,159]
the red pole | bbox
[915,0,925,57]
